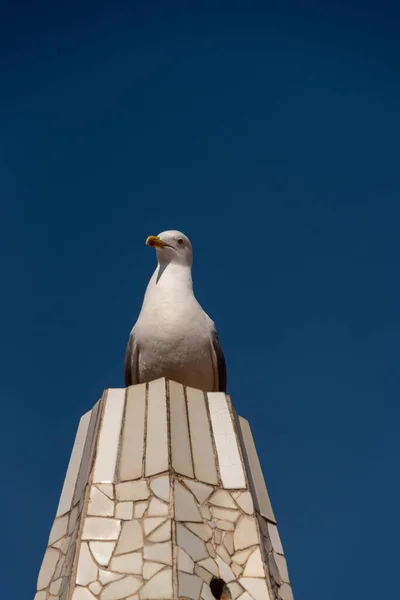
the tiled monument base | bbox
[35,379,294,600]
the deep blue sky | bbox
[1,1,399,598]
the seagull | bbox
[124,230,226,392]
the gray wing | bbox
[124,332,139,387]
[211,330,227,392]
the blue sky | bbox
[1,1,399,598]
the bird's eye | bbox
[177,238,184,245]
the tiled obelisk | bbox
[34,379,293,600]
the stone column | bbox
[35,378,293,600]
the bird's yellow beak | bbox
[146,235,169,249]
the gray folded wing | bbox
[124,332,139,387]
[212,330,227,392]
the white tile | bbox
[143,542,172,565]
[119,383,146,481]
[178,572,202,600]
[100,575,142,600]
[235,491,254,515]
[115,520,143,555]
[50,578,62,595]
[223,532,234,554]
[82,518,121,541]
[178,547,194,574]
[72,588,97,600]
[169,380,194,478]
[37,548,60,590]
[185,523,213,542]
[267,523,284,554]
[134,502,148,518]
[201,583,215,600]
[147,497,169,517]
[61,535,71,554]
[51,537,65,550]
[98,570,124,585]
[34,593,46,600]
[139,567,172,599]
[145,378,169,476]
[186,387,218,485]
[143,562,165,580]
[232,547,256,565]
[210,506,240,522]
[232,562,243,578]
[239,578,271,600]
[143,517,166,536]
[274,552,290,583]
[209,490,237,509]
[89,542,115,567]
[76,542,98,585]
[174,481,203,522]
[93,389,125,483]
[110,552,143,575]
[206,542,216,558]
[88,486,114,517]
[198,558,219,577]
[208,392,246,489]
[279,583,294,600]
[228,582,245,600]
[184,480,214,505]
[116,480,150,501]
[148,521,171,542]
[176,524,208,562]
[216,544,231,564]
[48,514,69,545]
[116,502,133,520]
[236,594,252,600]
[234,515,259,550]
[74,400,102,506]
[200,506,211,520]
[96,484,114,499]
[215,520,234,531]
[89,581,103,595]
[243,548,264,577]
[216,556,235,583]
[68,504,79,535]
[57,411,91,516]
[149,475,170,503]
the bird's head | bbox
[146,230,193,267]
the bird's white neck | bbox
[143,261,194,306]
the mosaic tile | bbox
[143,517,166,536]
[235,491,254,515]
[237,416,276,523]
[119,383,146,481]
[73,400,102,506]
[236,593,252,600]
[149,475,170,503]
[68,505,79,535]
[216,544,231,564]
[57,410,91,516]
[76,542,98,585]
[267,553,281,585]
[34,592,46,600]
[198,557,219,577]
[186,387,218,485]
[72,587,97,600]
[178,571,203,600]
[232,562,243,578]
[169,380,194,478]
[134,502,148,518]
[279,583,294,600]
[267,523,284,555]
[96,484,114,499]
[50,578,63,595]
[115,520,143,554]
[228,582,245,600]
[116,501,133,520]
[148,520,171,542]
[174,480,202,522]
[143,541,172,565]
[185,522,213,542]
[243,548,264,577]
[82,518,121,541]
[110,552,143,574]
[49,515,69,546]
[177,524,208,562]
[145,378,168,477]
[194,564,213,584]
[206,542,216,558]
[98,570,124,585]
[143,562,165,579]
[37,548,60,590]
[208,392,246,489]
[200,506,211,520]
[89,541,115,567]
[139,567,173,599]
[209,490,237,509]
[51,536,66,550]
[116,481,150,502]
[223,532,234,554]
[216,556,235,582]
[53,552,66,580]
[215,519,234,531]
[201,583,215,600]
[147,497,169,517]
[178,547,195,573]
[184,480,214,505]
[89,581,102,595]
[93,389,125,483]
[210,507,239,522]
[234,516,258,550]
[214,529,222,545]
[232,547,255,565]
[100,575,142,600]
[239,578,271,600]
[88,487,114,517]
[273,552,289,583]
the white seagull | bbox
[124,230,226,392]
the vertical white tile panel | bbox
[208,392,246,489]
[186,387,218,485]
[119,383,146,481]
[56,410,91,516]
[169,380,194,478]
[93,389,125,483]
[145,378,169,476]
[73,398,102,505]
